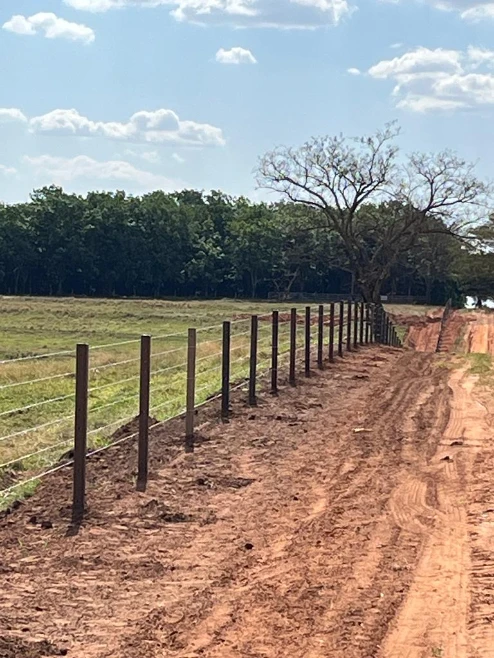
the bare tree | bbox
[257,122,491,303]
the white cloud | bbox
[0,165,17,176]
[172,153,185,163]
[0,108,28,123]
[367,46,494,112]
[461,3,494,20]
[3,13,95,44]
[216,47,257,64]
[24,155,179,192]
[0,107,225,147]
[380,0,494,22]
[347,67,361,75]
[63,0,353,28]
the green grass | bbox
[467,353,492,375]
[0,296,342,506]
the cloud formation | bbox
[3,13,95,44]
[0,108,225,147]
[24,155,179,192]
[367,46,494,112]
[63,0,353,28]
[0,165,17,176]
[216,47,257,64]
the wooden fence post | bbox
[359,302,364,345]
[137,335,151,492]
[370,305,375,343]
[221,321,231,419]
[353,301,359,349]
[317,305,324,370]
[72,343,89,523]
[329,303,335,363]
[271,311,279,395]
[338,301,344,357]
[380,308,386,344]
[289,307,297,386]
[346,301,352,352]
[185,328,196,453]
[365,304,370,344]
[305,306,311,377]
[249,315,258,406]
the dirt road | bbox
[1,331,494,657]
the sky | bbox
[1,0,494,203]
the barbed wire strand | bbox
[0,413,73,444]
[0,370,75,392]
[0,439,72,470]
[0,391,76,419]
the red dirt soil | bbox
[2,325,494,657]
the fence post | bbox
[221,321,231,419]
[289,307,297,386]
[379,308,385,344]
[353,301,359,349]
[185,328,196,453]
[359,302,364,345]
[249,315,258,405]
[317,305,324,369]
[271,311,279,394]
[365,304,370,344]
[329,303,335,363]
[338,301,344,357]
[370,305,375,343]
[137,335,151,492]
[305,306,311,377]
[72,343,89,524]
[346,301,352,352]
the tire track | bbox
[381,369,490,658]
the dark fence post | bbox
[317,305,324,370]
[137,335,151,492]
[359,302,364,345]
[346,301,352,352]
[249,315,258,405]
[221,321,231,419]
[289,307,297,386]
[370,305,375,343]
[353,301,359,349]
[185,328,196,453]
[338,301,344,357]
[365,304,370,344]
[305,306,311,377]
[329,303,335,363]
[379,307,385,344]
[72,343,89,524]
[271,311,279,394]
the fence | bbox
[0,301,401,520]
[435,298,453,353]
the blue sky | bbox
[1,0,494,203]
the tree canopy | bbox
[257,123,491,303]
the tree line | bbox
[0,123,492,304]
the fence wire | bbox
[0,303,387,503]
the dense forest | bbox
[1,125,493,305]
[0,185,478,304]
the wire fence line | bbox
[0,302,402,516]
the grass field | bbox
[0,296,429,507]
[0,296,320,506]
